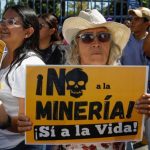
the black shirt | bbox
[39,44,66,65]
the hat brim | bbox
[63,17,130,52]
[128,9,142,17]
[128,8,150,20]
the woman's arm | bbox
[0,98,32,132]
[0,100,18,131]
[0,100,11,128]
[7,98,26,132]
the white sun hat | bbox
[128,7,150,21]
[62,9,130,52]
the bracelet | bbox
[0,115,11,129]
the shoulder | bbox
[123,34,141,51]
[46,44,66,64]
[20,52,45,66]
[10,51,44,71]
[126,34,134,44]
[51,44,66,56]
[52,43,68,51]
[13,53,45,76]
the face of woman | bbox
[39,18,51,41]
[77,27,111,65]
[0,8,28,51]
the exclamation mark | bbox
[133,122,137,132]
[34,128,38,140]
[36,74,43,95]
[126,101,135,118]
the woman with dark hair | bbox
[38,13,66,64]
[0,5,45,150]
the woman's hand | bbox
[135,94,150,117]
[17,114,33,133]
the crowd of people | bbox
[0,4,149,150]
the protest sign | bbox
[0,40,6,67]
[26,66,148,144]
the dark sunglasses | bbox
[77,32,111,43]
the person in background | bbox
[38,13,67,150]
[143,31,150,83]
[143,29,150,149]
[143,32,150,57]
[0,5,45,150]
[38,13,66,65]
[120,7,150,149]
[121,7,150,66]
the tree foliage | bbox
[138,0,150,7]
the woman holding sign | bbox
[0,5,45,150]
[17,9,150,150]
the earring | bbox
[25,34,28,38]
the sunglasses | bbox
[39,23,49,30]
[77,32,111,43]
[0,18,21,26]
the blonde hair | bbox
[66,38,121,65]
